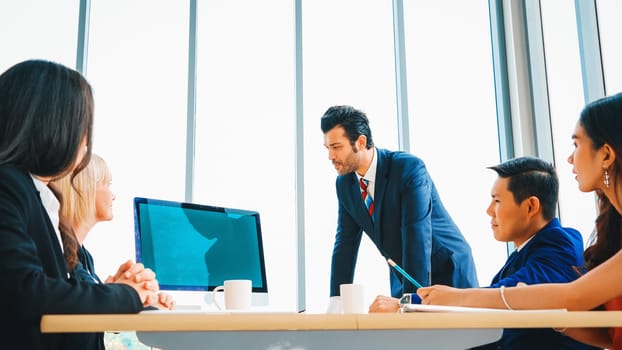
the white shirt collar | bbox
[515,234,535,252]
[356,147,377,197]
[364,147,377,183]
[30,175,64,253]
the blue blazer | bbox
[479,218,597,350]
[330,149,478,297]
[0,165,144,350]
[65,246,106,350]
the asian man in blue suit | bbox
[321,105,478,306]
[370,156,597,350]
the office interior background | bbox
[1,0,621,313]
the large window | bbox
[85,0,189,277]
[303,0,397,312]
[540,1,597,242]
[597,0,622,94]
[2,1,616,316]
[194,0,296,310]
[403,1,501,285]
[0,0,78,72]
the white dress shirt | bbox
[30,175,64,253]
[357,147,378,200]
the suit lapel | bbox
[499,249,520,279]
[372,149,388,230]
[350,174,373,229]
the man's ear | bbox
[357,135,367,149]
[526,196,541,216]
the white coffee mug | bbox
[340,283,366,314]
[212,279,252,310]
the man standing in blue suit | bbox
[321,105,478,303]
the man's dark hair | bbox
[488,156,558,220]
[320,105,374,149]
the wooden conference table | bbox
[41,310,622,350]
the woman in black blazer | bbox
[0,60,160,350]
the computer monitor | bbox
[133,197,269,307]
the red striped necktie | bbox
[359,178,374,219]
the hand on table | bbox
[368,295,400,313]
[417,285,462,306]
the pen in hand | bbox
[387,258,423,289]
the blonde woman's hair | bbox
[53,154,111,227]
[50,154,110,270]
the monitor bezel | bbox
[133,197,269,293]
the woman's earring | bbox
[604,169,610,188]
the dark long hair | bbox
[0,59,93,177]
[579,93,622,270]
[47,185,80,270]
[0,59,94,271]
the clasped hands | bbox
[105,260,175,310]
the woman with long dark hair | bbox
[0,60,160,349]
[417,93,622,349]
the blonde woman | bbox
[51,154,174,349]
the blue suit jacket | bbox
[475,218,596,350]
[0,165,143,350]
[330,149,478,297]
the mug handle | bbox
[212,286,225,310]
